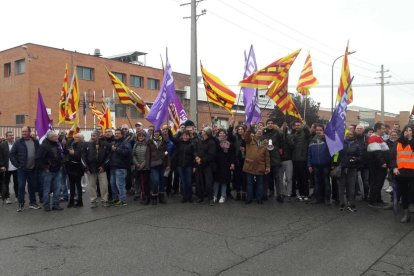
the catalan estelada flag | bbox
[58,64,68,124]
[106,68,149,115]
[200,63,237,114]
[297,52,318,96]
[239,49,301,89]
[336,42,353,104]
[65,68,80,125]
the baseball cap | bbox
[135,122,143,127]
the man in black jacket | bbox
[36,131,64,211]
[10,126,41,212]
[110,128,132,206]
[82,130,111,208]
[0,131,18,204]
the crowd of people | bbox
[0,118,413,223]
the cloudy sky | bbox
[2,0,413,113]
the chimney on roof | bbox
[94,49,101,57]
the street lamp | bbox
[331,51,356,114]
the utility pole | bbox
[181,0,206,127]
[376,65,391,123]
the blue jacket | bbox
[308,135,331,167]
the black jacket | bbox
[66,141,84,178]
[82,140,111,173]
[215,139,235,183]
[10,138,40,169]
[196,136,216,168]
[110,138,132,170]
[0,141,9,168]
[338,138,361,169]
[168,130,195,168]
[36,139,63,172]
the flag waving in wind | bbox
[240,49,301,89]
[242,45,261,126]
[36,89,53,143]
[325,77,354,156]
[58,64,68,124]
[201,63,236,114]
[147,59,187,130]
[336,42,354,104]
[297,52,318,96]
[106,68,149,115]
[65,68,80,124]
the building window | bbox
[115,104,127,118]
[130,75,143,88]
[130,107,144,119]
[4,63,11,77]
[16,115,25,124]
[147,78,160,90]
[77,66,94,81]
[15,59,25,75]
[113,72,126,83]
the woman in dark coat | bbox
[168,129,195,203]
[66,133,85,208]
[338,131,361,212]
[148,129,168,205]
[213,129,235,203]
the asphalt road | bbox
[1,194,413,276]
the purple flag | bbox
[146,59,187,130]
[325,77,353,156]
[243,45,261,126]
[36,89,53,143]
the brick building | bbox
[0,43,276,130]
[0,43,190,129]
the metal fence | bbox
[0,126,95,140]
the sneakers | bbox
[29,203,41,210]
[91,201,99,208]
[17,205,24,212]
[102,201,110,207]
[5,198,12,204]
[347,206,357,212]
[52,206,64,211]
[114,201,128,207]
[218,197,225,204]
[213,196,217,203]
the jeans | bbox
[110,169,127,202]
[339,168,357,207]
[60,169,69,200]
[177,166,193,200]
[42,170,62,208]
[17,168,37,206]
[293,160,309,197]
[150,165,165,195]
[313,165,331,202]
[3,170,18,199]
[214,182,227,199]
[247,174,264,201]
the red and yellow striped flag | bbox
[201,64,237,114]
[266,75,302,120]
[106,68,149,115]
[58,64,68,124]
[65,68,80,125]
[336,42,353,104]
[297,52,318,96]
[99,106,112,131]
[240,49,301,89]
[168,103,180,134]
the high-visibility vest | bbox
[396,143,414,169]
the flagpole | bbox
[84,91,87,130]
[93,91,96,129]
[303,95,307,122]
[258,96,272,121]
[207,101,214,126]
